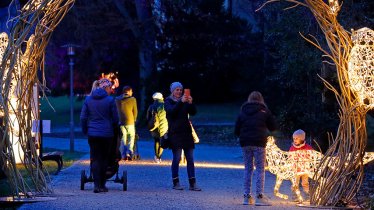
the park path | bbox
[19,137,313,210]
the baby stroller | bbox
[80,129,127,191]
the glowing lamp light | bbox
[348,27,374,108]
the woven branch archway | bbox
[0,0,74,198]
[259,0,373,206]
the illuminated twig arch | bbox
[258,0,374,206]
[0,0,75,198]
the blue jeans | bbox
[120,125,135,157]
[171,148,195,179]
[242,146,265,196]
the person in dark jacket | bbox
[235,91,277,206]
[146,92,168,163]
[164,82,201,191]
[115,86,138,160]
[80,78,119,193]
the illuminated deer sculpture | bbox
[266,136,374,203]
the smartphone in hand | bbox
[184,89,190,97]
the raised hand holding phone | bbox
[184,89,190,97]
[183,89,193,104]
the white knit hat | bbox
[293,129,306,140]
[152,92,163,100]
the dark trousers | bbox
[172,148,195,179]
[154,137,163,159]
[88,136,111,188]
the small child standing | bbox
[289,129,313,202]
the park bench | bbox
[34,120,64,175]
[40,151,64,175]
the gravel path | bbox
[19,137,313,210]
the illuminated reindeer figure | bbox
[265,136,374,203]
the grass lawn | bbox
[40,96,84,129]
[40,96,241,127]
[43,147,87,173]
[0,148,86,197]
[191,103,241,123]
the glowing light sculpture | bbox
[348,28,374,108]
[266,137,374,203]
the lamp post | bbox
[62,44,79,152]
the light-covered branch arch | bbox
[0,0,75,199]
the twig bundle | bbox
[0,0,74,198]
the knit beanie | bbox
[152,92,163,100]
[293,129,306,141]
[98,78,112,89]
[170,82,183,93]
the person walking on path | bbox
[164,82,201,191]
[115,85,138,160]
[146,92,168,163]
[235,91,277,206]
[80,78,119,193]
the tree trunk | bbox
[114,0,155,114]
[135,0,154,114]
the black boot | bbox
[172,177,183,190]
[189,177,201,191]
[100,179,108,192]
[93,181,100,193]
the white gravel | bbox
[19,138,312,210]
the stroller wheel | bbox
[122,170,127,191]
[80,170,86,190]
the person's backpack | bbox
[147,105,159,131]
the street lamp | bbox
[62,44,80,152]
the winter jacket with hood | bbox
[234,102,277,147]
[164,96,196,149]
[80,88,118,137]
[115,94,138,125]
[147,99,168,138]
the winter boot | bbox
[243,194,255,205]
[100,179,108,192]
[172,177,183,190]
[188,177,201,191]
[93,178,100,193]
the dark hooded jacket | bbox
[146,99,168,138]
[80,88,118,137]
[234,102,277,147]
[164,96,196,149]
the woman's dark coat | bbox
[80,88,118,137]
[164,96,196,149]
[234,102,277,148]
